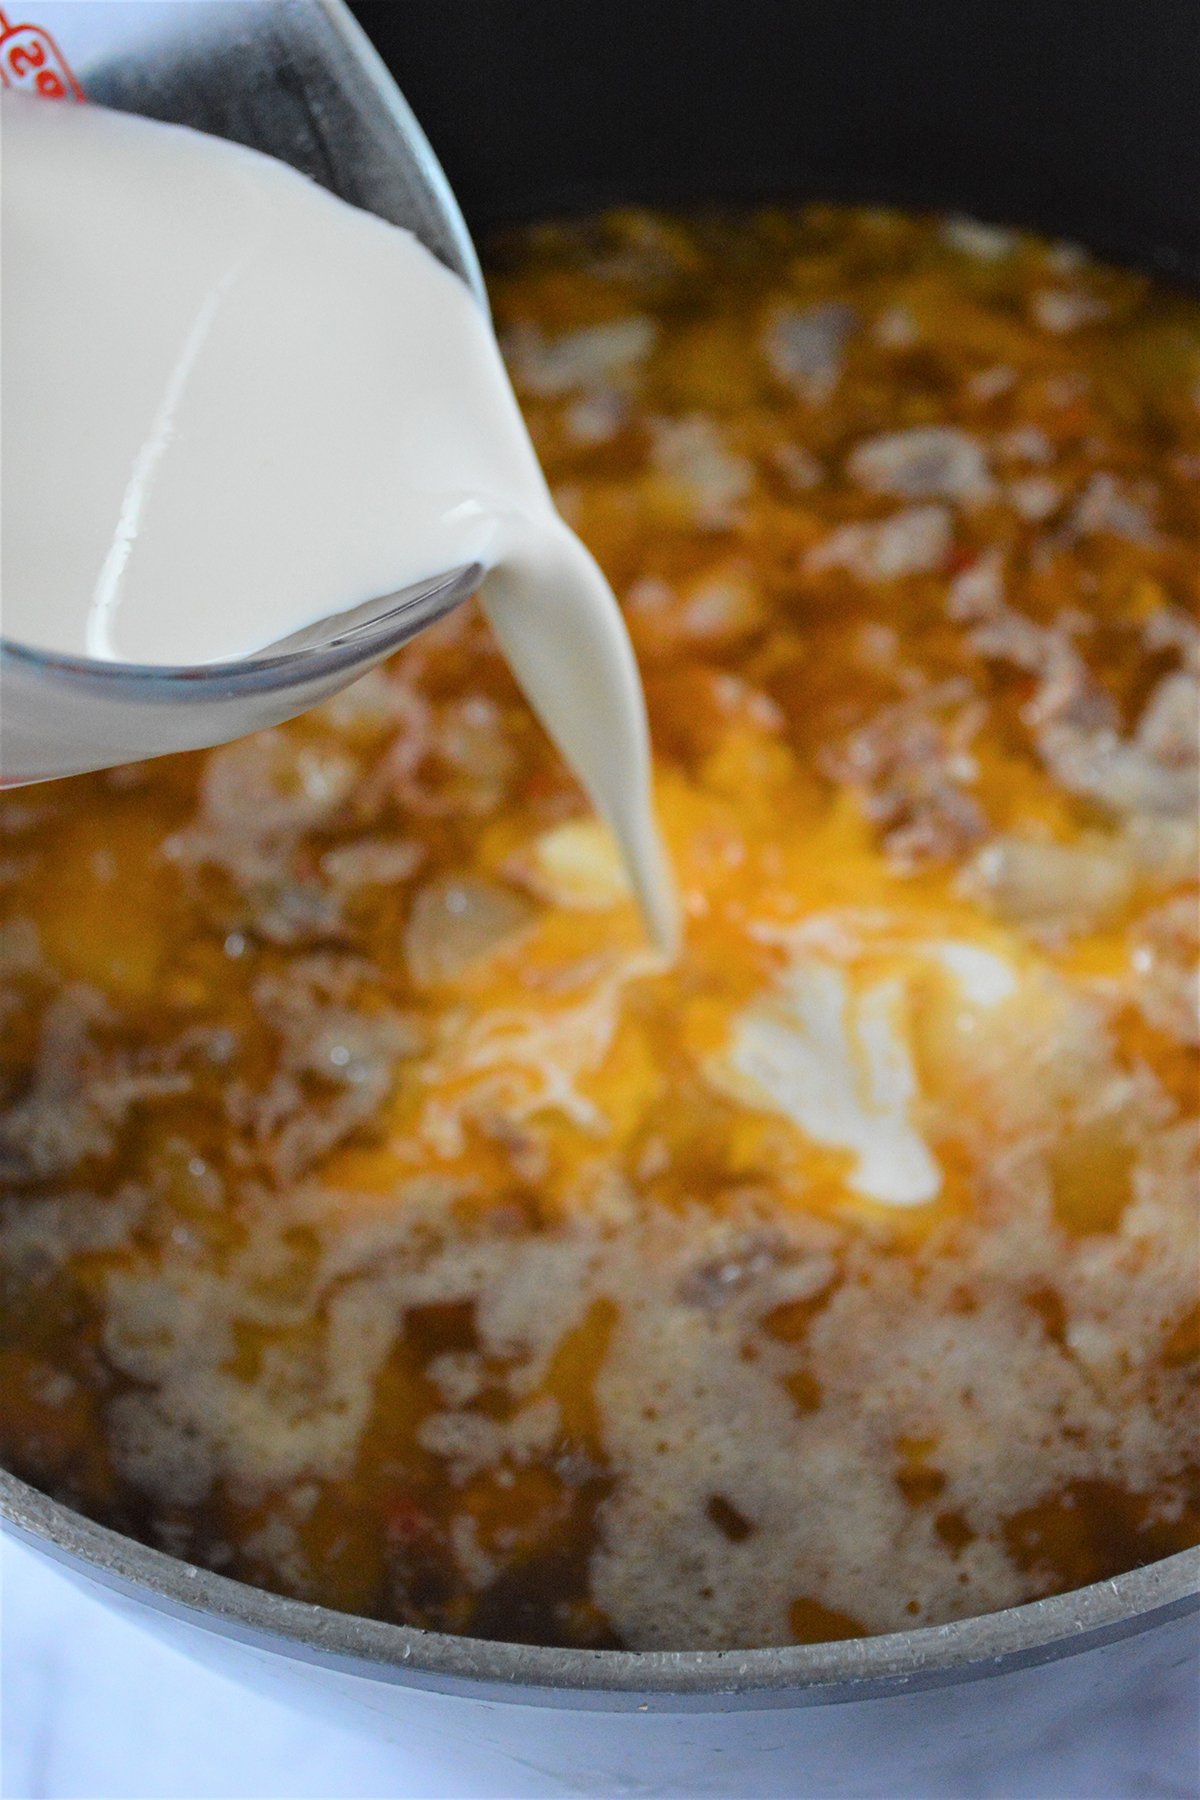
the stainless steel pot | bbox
[3,2,1198,1793]
[4,1477,1198,1797]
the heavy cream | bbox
[0,94,676,948]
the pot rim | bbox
[4,1469,1198,1703]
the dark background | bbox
[351,0,1200,282]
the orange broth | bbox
[1,206,1197,1649]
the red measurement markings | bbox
[0,9,83,99]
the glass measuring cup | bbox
[0,0,487,784]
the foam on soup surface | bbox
[1,206,1197,1649]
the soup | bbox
[1,205,1197,1650]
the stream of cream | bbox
[1,94,677,949]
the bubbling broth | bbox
[1,206,1197,1650]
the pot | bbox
[3,2,1198,1794]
